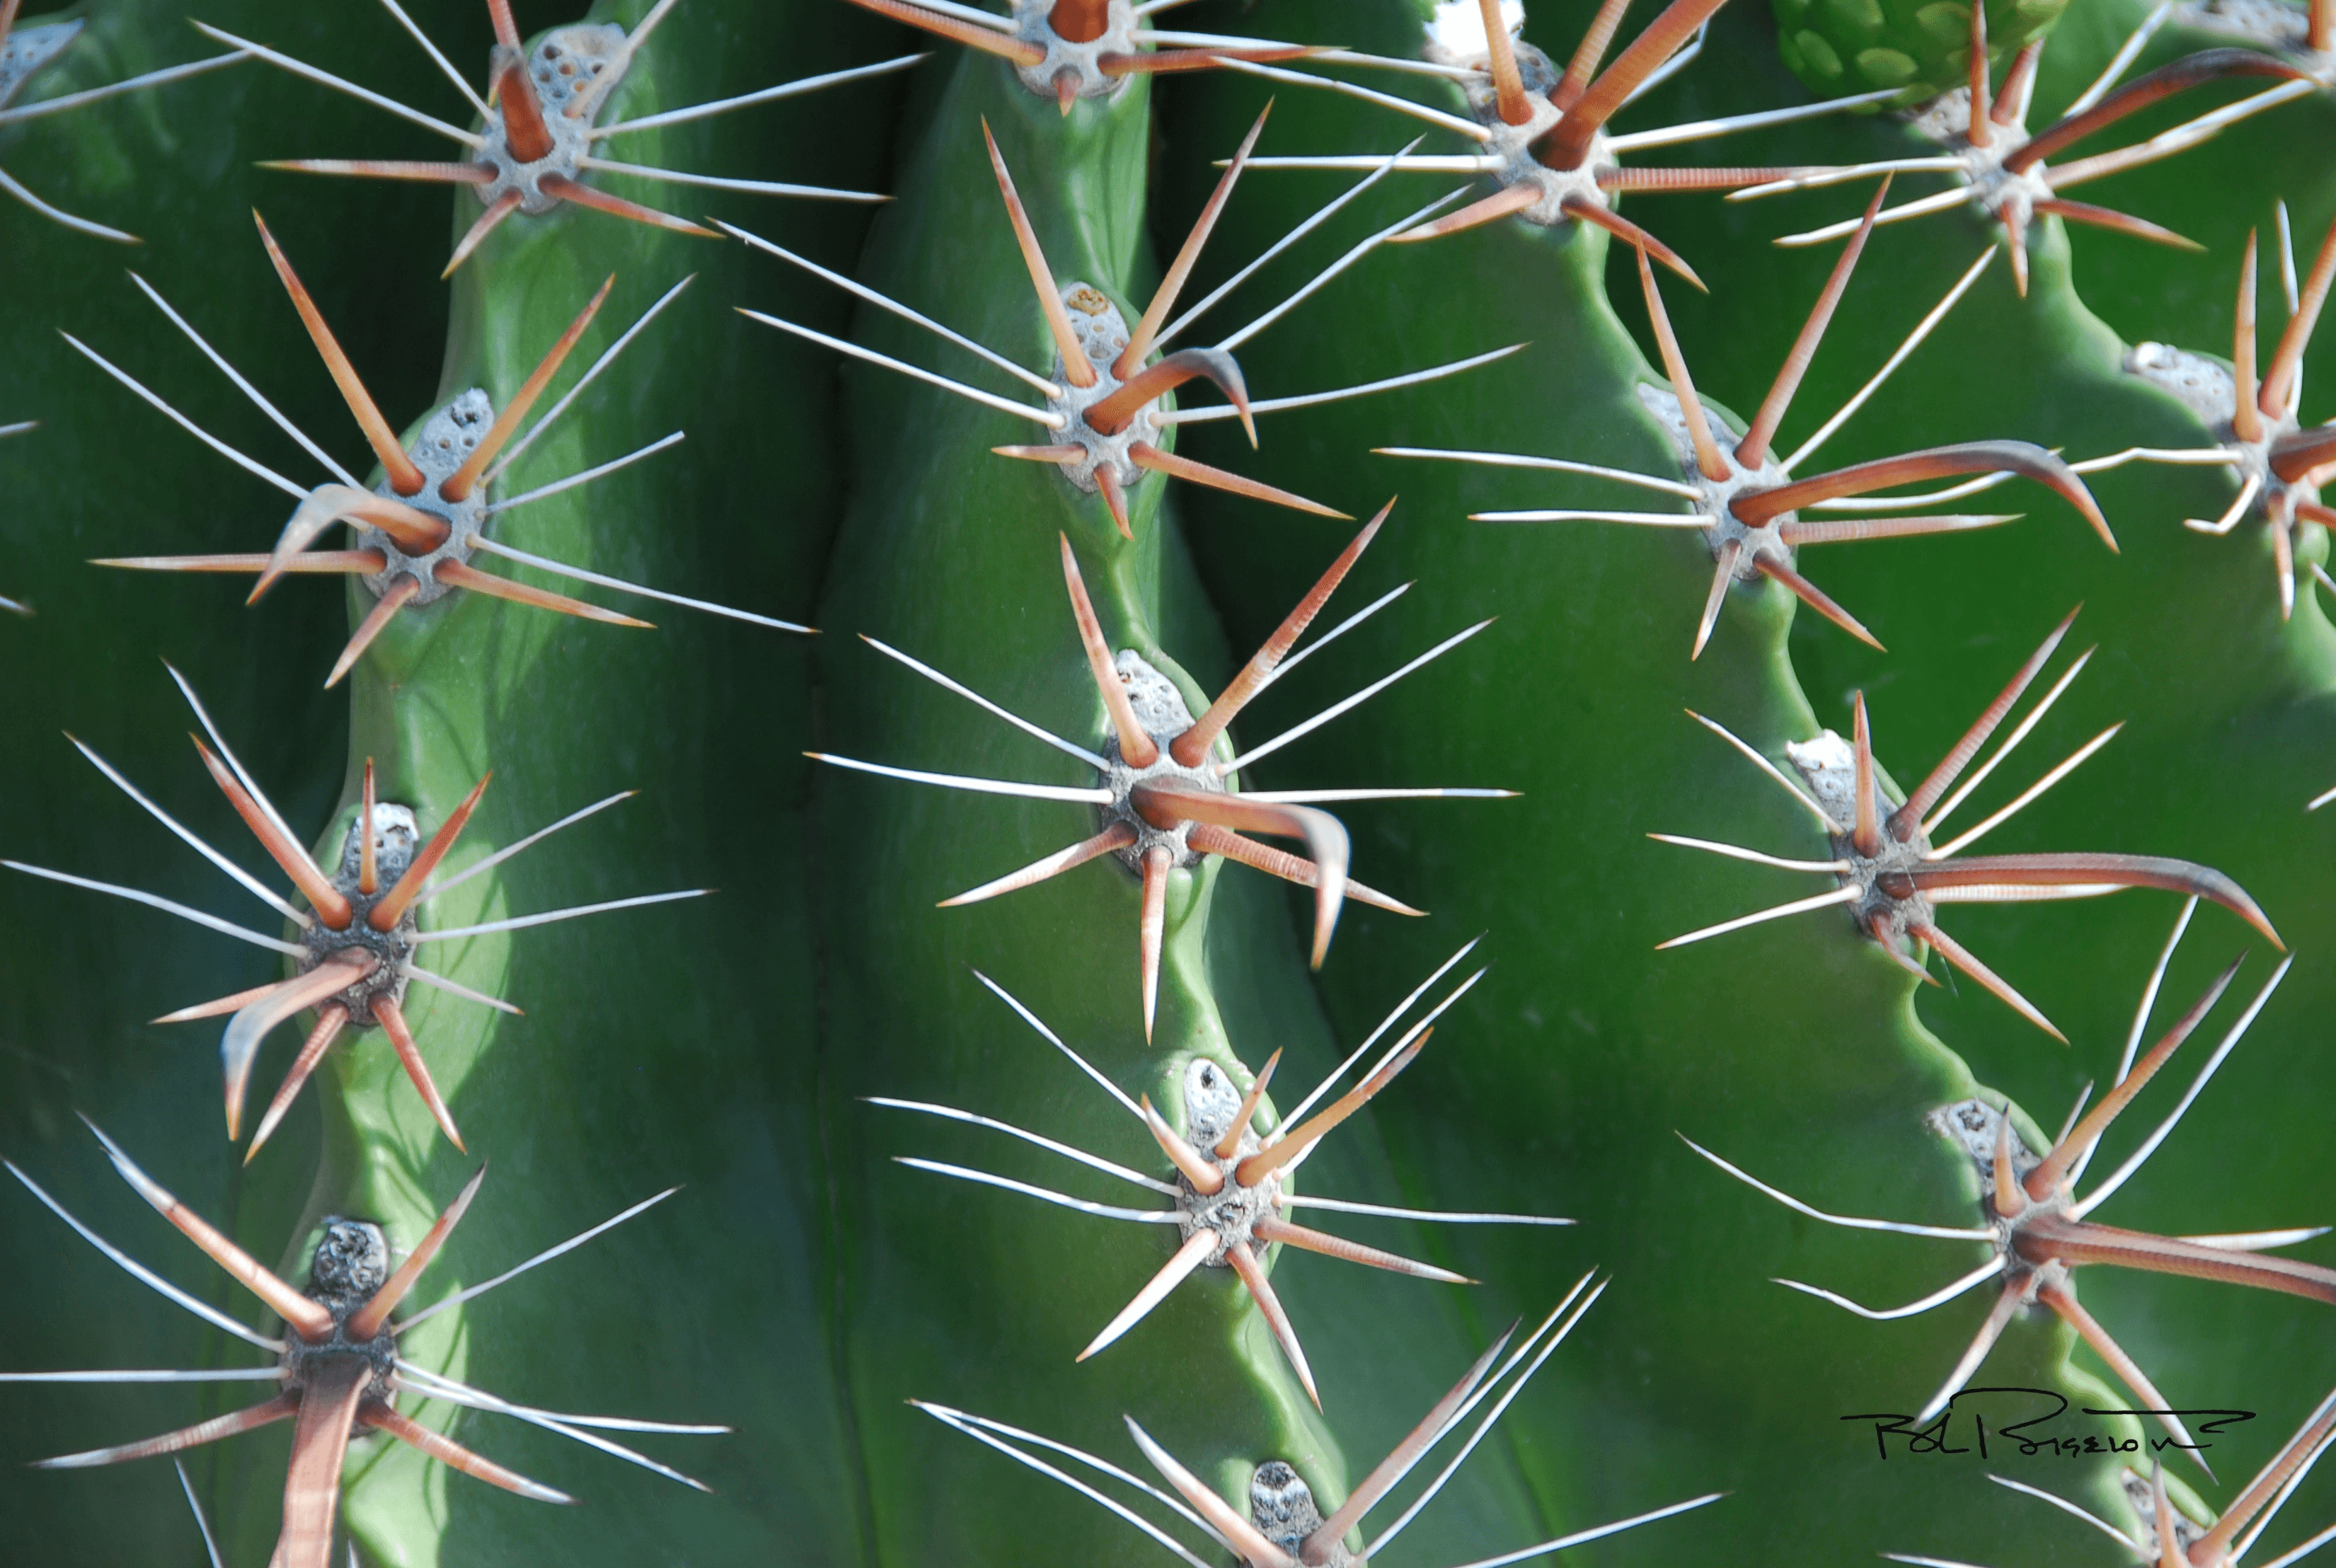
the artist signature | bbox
[1846,1387,2255,1461]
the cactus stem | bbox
[745,142,1496,525]
[94,256,763,649]
[219,3,889,259]
[1715,953,2314,1449]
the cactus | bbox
[4,0,2335,1564]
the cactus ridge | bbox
[1393,190,2109,661]
[1231,0,1927,282]
[82,224,811,682]
[881,948,1566,1404]
[812,514,1511,1030]
[1654,610,2279,1037]
[738,116,1523,536]
[1690,910,2313,1455]
[2,1125,720,1568]
[5,0,2336,1558]
[204,0,916,273]
[2,667,707,1163]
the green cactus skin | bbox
[800,38,1584,1565]
[297,0,913,1558]
[6,0,2335,1561]
[1635,4,2336,1556]
[1161,0,2335,1561]
[4,0,899,1561]
[0,1,465,1560]
[1771,0,2071,98]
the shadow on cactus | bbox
[1653,610,2280,1037]
[2,667,707,1159]
[873,946,1567,1407]
[916,1274,1721,1566]
[0,0,245,241]
[0,1125,716,1568]
[197,0,916,273]
[738,113,1518,537]
[811,513,1510,1032]
[1687,906,2323,1462]
[1889,1384,2336,1568]
[77,215,807,686]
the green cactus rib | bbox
[804,39,1579,1565]
[0,0,465,1558]
[1153,0,2259,1561]
[4,0,2334,1559]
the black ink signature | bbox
[1845,1387,2255,1461]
